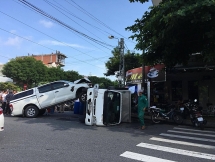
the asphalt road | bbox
[1,112,215,162]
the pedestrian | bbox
[1,90,8,114]
[0,90,2,106]
[137,89,148,130]
[5,90,14,115]
[59,104,65,113]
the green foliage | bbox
[88,76,114,88]
[2,56,118,89]
[2,57,48,88]
[0,82,20,91]
[126,0,215,67]
[46,67,65,82]
[63,70,83,82]
[105,49,142,76]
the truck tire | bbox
[79,92,87,103]
[25,105,39,118]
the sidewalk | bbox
[131,113,215,128]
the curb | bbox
[131,114,215,128]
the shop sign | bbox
[126,64,166,83]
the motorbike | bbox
[182,99,207,130]
[149,104,184,124]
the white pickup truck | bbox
[10,79,91,118]
[85,85,131,126]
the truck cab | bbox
[85,85,131,126]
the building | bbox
[151,0,162,6]
[126,55,215,115]
[31,51,67,68]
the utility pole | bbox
[119,38,125,87]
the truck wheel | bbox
[25,105,39,118]
[79,92,87,103]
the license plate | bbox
[197,117,203,121]
[180,107,184,111]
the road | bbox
[1,112,215,162]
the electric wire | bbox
[53,0,111,37]
[68,0,136,44]
[43,0,106,40]
[0,10,111,62]
[0,27,106,70]
[0,54,12,59]
[45,0,110,39]
[18,0,114,50]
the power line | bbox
[68,0,136,44]
[0,10,111,63]
[46,0,111,38]
[18,0,115,50]
[0,27,106,70]
[0,54,12,59]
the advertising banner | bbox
[126,64,166,84]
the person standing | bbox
[5,90,14,115]
[137,89,148,130]
[1,90,8,114]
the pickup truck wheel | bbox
[79,92,87,103]
[25,105,39,118]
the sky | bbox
[0,0,152,81]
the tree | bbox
[46,67,65,82]
[0,82,20,91]
[63,70,83,82]
[105,48,142,76]
[126,0,215,67]
[2,57,48,88]
[88,76,115,88]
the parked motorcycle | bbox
[149,104,184,124]
[182,99,207,130]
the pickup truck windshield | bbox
[103,91,121,125]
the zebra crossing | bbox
[120,126,215,162]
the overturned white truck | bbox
[85,85,131,126]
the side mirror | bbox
[64,83,69,87]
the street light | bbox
[109,35,125,87]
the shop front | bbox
[126,62,215,116]
[126,64,166,113]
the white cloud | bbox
[3,36,23,47]
[39,20,54,28]
[39,40,88,49]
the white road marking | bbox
[137,143,215,160]
[120,151,177,162]
[167,130,215,138]
[150,137,215,149]
[160,133,215,142]
[173,127,215,134]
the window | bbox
[52,82,65,90]
[171,81,182,101]
[38,84,52,93]
[103,91,121,125]
[12,89,34,100]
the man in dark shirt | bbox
[5,90,14,115]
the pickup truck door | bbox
[37,84,55,108]
[51,81,72,104]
